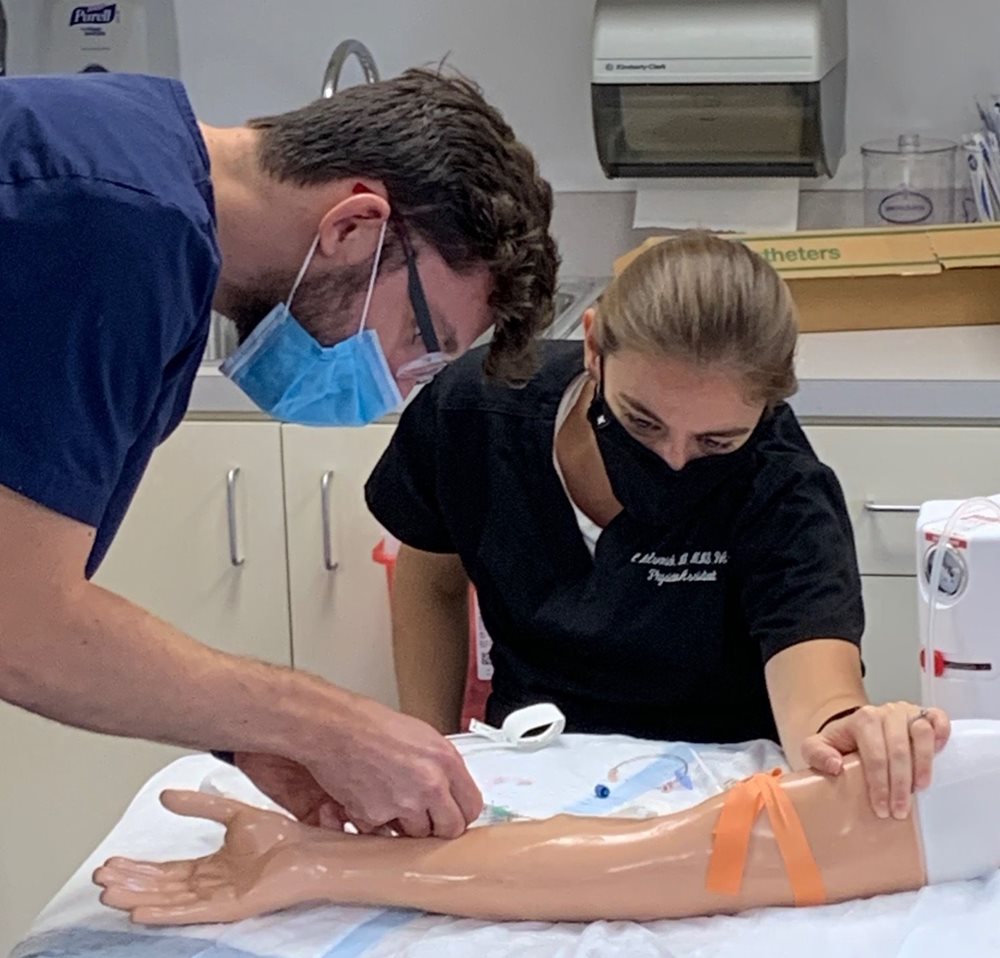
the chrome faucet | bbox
[0,1,8,78]
[321,39,379,97]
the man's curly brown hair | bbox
[248,67,559,385]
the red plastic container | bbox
[373,536,492,730]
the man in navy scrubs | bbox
[0,69,557,837]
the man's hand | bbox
[301,696,483,839]
[237,697,484,839]
[234,753,352,830]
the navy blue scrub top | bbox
[366,342,865,744]
[0,74,220,578]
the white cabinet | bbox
[282,424,399,709]
[803,424,1000,713]
[804,425,1000,576]
[93,421,291,665]
[1,421,291,955]
[860,576,921,705]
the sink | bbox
[544,276,607,340]
[554,290,576,315]
[468,275,608,350]
[202,312,239,364]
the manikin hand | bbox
[94,790,338,926]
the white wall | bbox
[5,0,996,190]
[171,0,603,188]
[163,0,1000,190]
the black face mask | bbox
[586,375,760,528]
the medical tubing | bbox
[924,497,1000,708]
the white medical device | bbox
[917,496,1000,719]
[591,0,847,179]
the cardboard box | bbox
[613,223,1000,334]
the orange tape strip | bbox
[706,769,826,908]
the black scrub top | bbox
[365,342,864,744]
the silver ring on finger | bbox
[907,707,931,730]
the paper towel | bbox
[633,178,801,233]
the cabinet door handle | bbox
[321,470,339,571]
[864,500,921,514]
[226,468,245,566]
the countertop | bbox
[188,324,1000,423]
[790,325,1000,421]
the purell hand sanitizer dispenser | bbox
[27,1,179,75]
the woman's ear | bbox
[582,308,600,380]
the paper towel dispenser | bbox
[592,0,847,179]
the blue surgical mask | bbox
[221,222,403,426]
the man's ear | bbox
[316,189,391,266]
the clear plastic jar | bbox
[862,134,958,226]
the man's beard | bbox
[219,261,375,347]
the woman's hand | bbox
[801,703,951,820]
[94,790,341,926]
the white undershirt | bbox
[552,374,604,557]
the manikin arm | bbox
[95,755,926,926]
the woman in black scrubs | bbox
[366,232,949,821]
